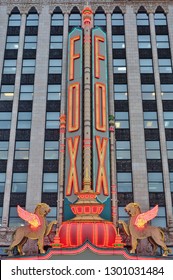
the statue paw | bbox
[40,250,46,254]
[118,220,123,224]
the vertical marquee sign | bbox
[92,27,111,220]
[64,28,83,220]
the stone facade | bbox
[0,0,173,254]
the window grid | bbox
[141,84,155,100]
[46,112,60,129]
[144,112,158,128]
[0,85,14,100]
[6,36,19,50]
[112,13,124,26]
[43,173,58,192]
[0,112,12,129]
[0,173,6,193]
[26,13,39,26]
[146,141,161,159]
[115,112,129,129]
[116,141,131,160]
[94,13,106,26]
[15,141,30,160]
[117,172,132,192]
[19,85,34,100]
[44,141,59,159]
[11,173,28,193]
[8,14,21,26]
[17,112,32,129]
[114,84,128,100]
[51,13,64,26]
[137,13,149,26]
[0,141,9,159]
[47,84,61,100]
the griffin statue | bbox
[118,202,172,256]
[7,203,57,256]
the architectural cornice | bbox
[0,0,171,14]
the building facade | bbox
[0,0,173,253]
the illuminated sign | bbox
[64,28,83,219]
[92,28,111,220]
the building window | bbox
[47,85,61,100]
[136,13,149,26]
[15,141,30,160]
[69,13,81,27]
[112,35,125,49]
[0,112,12,129]
[169,173,173,192]
[94,13,106,26]
[0,173,6,193]
[46,112,60,129]
[161,84,173,100]
[117,172,132,192]
[164,112,173,128]
[138,35,151,48]
[113,59,126,74]
[3,59,17,74]
[51,13,63,26]
[19,85,34,100]
[156,35,169,48]
[141,84,155,100]
[0,141,9,159]
[115,112,129,129]
[17,112,32,129]
[140,59,153,73]
[158,59,172,73]
[8,14,21,26]
[26,13,39,26]
[0,85,14,100]
[148,172,163,192]
[50,35,63,49]
[43,173,58,192]
[154,13,167,26]
[49,59,62,74]
[166,141,173,159]
[11,173,28,193]
[44,141,59,159]
[116,141,131,159]
[146,141,161,159]
[114,84,128,100]
[151,207,166,227]
[22,59,35,74]
[6,36,19,49]
[144,112,158,128]
[112,13,124,26]
[9,207,25,226]
[24,36,37,49]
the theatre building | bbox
[0,0,173,256]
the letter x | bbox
[66,136,80,196]
[95,136,109,195]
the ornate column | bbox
[57,11,69,226]
[125,5,149,211]
[26,5,50,211]
[82,7,93,191]
[149,12,173,223]
[106,11,117,225]
[2,13,26,227]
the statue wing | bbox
[17,205,41,228]
[135,205,159,228]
